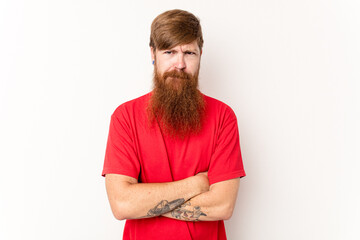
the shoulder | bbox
[202,94,238,121]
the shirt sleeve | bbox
[208,107,246,185]
[101,106,140,179]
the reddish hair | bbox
[149,9,204,51]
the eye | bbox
[164,51,173,54]
[185,51,196,55]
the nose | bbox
[175,54,186,70]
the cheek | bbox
[158,61,174,73]
[187,61,200,74]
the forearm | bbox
[162,190,226,221]
[105,174,208,220]
[162,178,240,221]
[122,180,198,219]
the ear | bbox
[150,47,155,61]
[200,49,203,55]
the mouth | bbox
[166,76,183,81]
[165,77,183,89]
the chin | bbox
[166,78,182,88]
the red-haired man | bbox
[102,9,246,240]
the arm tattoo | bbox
[171,202,207,221]
[146,198,185,217]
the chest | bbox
[134,121,217,183]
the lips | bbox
[163,70,191,81]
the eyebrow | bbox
[161,47,200,54]
[184,49,199,53]
[165,48,199,54]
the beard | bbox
[148,65,205,139]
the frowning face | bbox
[151,40,201,89]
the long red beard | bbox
[148,67,205,138]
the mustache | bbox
[162,70,192,80]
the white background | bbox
[1,0,359,239]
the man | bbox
[102,9,246,240]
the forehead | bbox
[160,40,200,52]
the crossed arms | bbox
[105,173,240,221]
